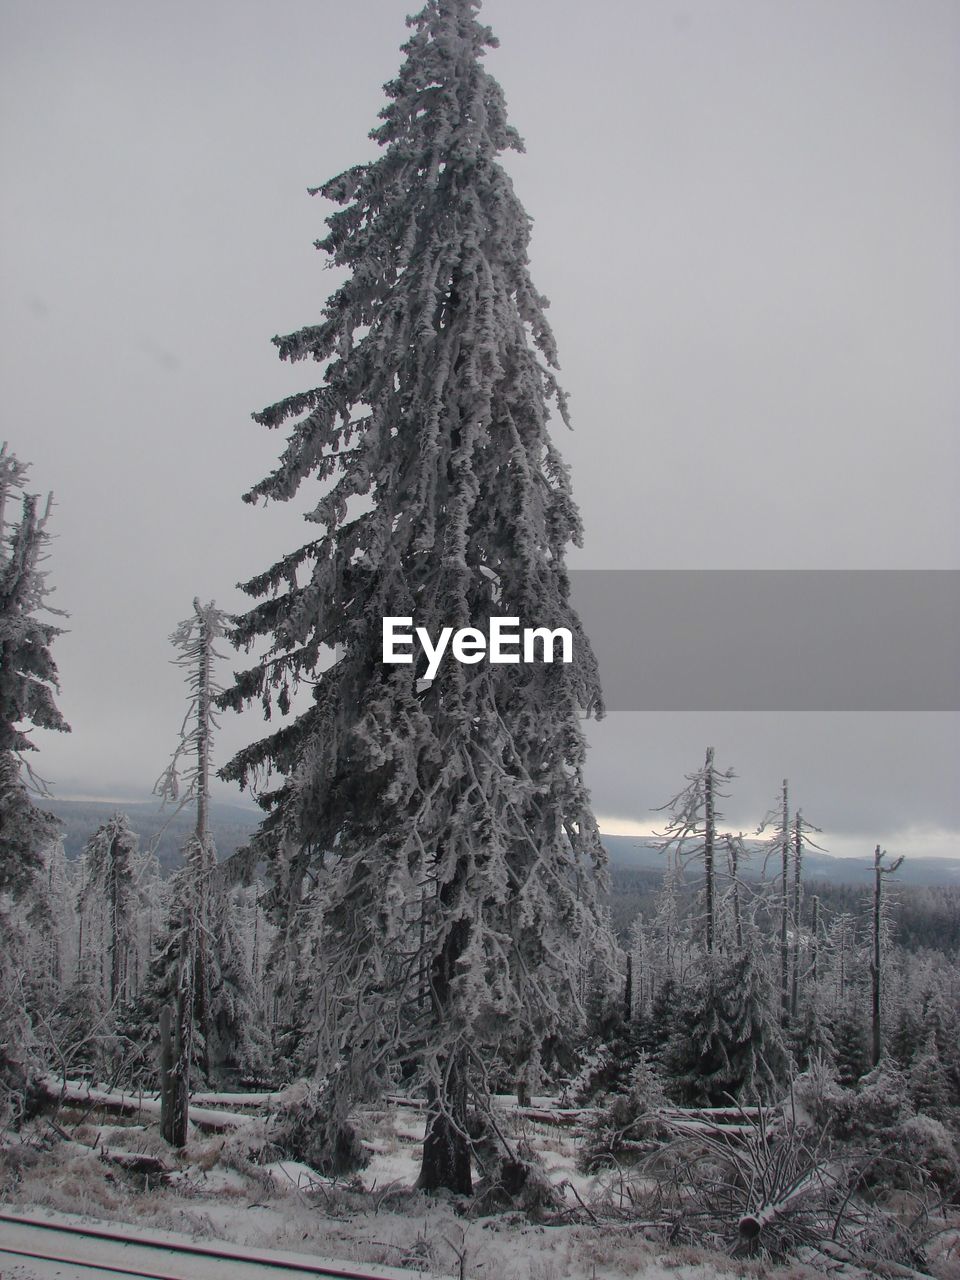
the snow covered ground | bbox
[1,1096,951,1279]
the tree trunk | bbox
[623,953,633,1023]
[811,895,820,985]
[418,1066,472,1194]
[161,917,194,1147]
[108,833,124,1007]
[790,810,803,1018]
[167,973,192,1147]
[728,836,743,952]
[872,845,882,1067]
[870,845,902,1067]
[779,780,789,1019]
[704,747,715,953]
[158,1004,175,1144]
[417,913,472,1194]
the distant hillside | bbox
[601,836,960,954]
[41,799,960,891]
[600,834,960,887]
[44,797,260,874]
[39,801,959,953]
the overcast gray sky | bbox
[2,0,957,857]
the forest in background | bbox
[41,796,960,957]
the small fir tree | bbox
[662,952,786,1106]
[830,999,871,1088]
[77,813,139,1008]
[908,1027,950,1119]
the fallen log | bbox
[37,1076,253,1133]
[99,1148,171,1184]
[737,1171,821,1241]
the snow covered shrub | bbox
[794,1058,958,1197]
[908,1031,953,1121]
[792,1058,855,1136]
[796,1058,915,1148]
[896,1114,960,1193]
[828,1003,871,1088]
[576,1059,670,1173]
[469,1114,559,1214]
[267,1079,366,1177]
[850,1061,914,1140]
[0,931,35,1130]
[564,1044,619,1106]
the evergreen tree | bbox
[22,838,74,1027]
[636,975,680,1064]
[888,1001,923,1070]
[0,445,68,899]
[220,0,604,1192]
[761,778,792,1018]
[205,881,272,1085]
[48,961,108,1079]
[662,953,786,1106]
[0,446,69,1121]
[757,785,822,1021]
[788,996,835,1073]
[830,999,871,1087]
[908,1026,949,1119]
[77,813,139,1007]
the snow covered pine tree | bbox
[0,445,68,897]
[221,0,604,1192]
[0,445,69,1121]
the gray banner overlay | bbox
[567,571,960,711]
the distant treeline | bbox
[606,861,960,957]
[43,800,960,957]
[45,799,258,874]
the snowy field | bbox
[4,1090,955,1280]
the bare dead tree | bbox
[789,809,824,1018]
[155,598,226,1146]
[655,748,735,955]
[758,787,823,1021]
[871,845,904,1067]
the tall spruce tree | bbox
[220,0,604,1192]
[0,445,69,1122]
[0,445,69,899]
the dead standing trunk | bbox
[107,831,126,1007]
[790,809,803,1019]
[778,780,790,1019]
[159,990,192,1149]
[157,599,222,1143]
[811,895,820,985]
[871,845,903,1067]
[703,747,716,954]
